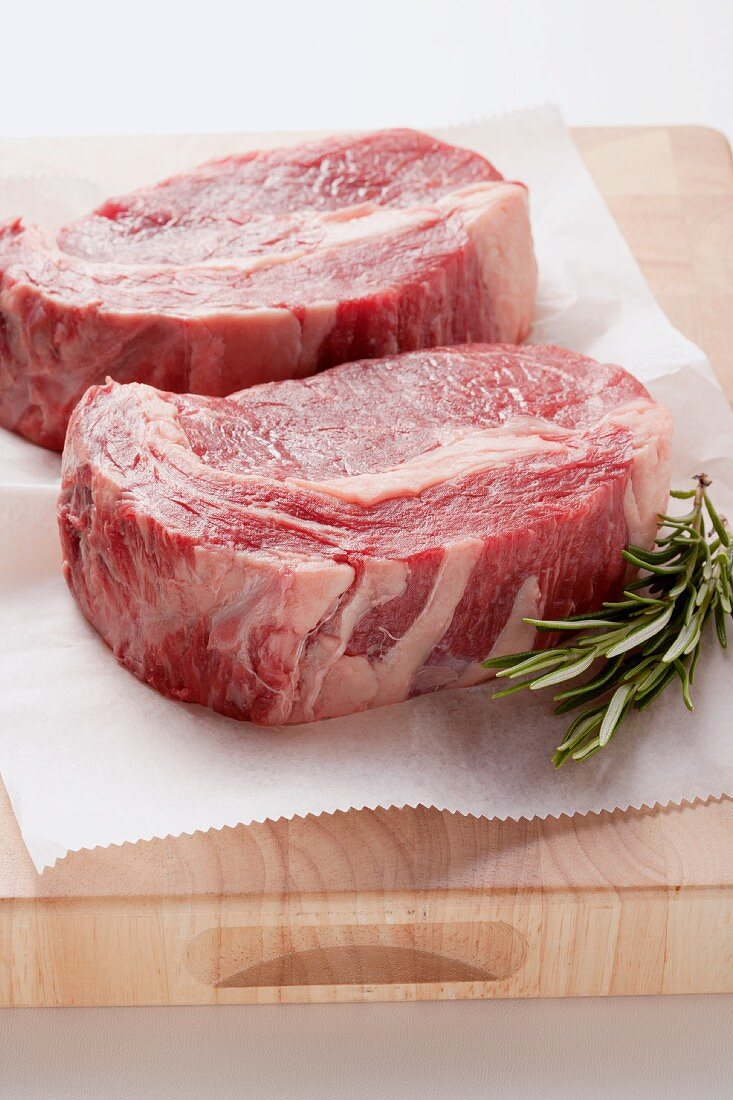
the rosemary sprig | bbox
[483,474,732,766]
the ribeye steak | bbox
[58,344,672,726]
[0,129,536,450]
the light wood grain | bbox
[1,126,732,1005]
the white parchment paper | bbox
[1,108,732,872]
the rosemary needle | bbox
[483,474,732,766]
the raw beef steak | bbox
[0,129,537,450]
[58,344,672,726]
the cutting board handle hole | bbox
[186,921,526,988]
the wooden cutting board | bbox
[1,126,732,1006]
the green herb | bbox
[483,475,732,766]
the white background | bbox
[2,1,732,1097]
[2,0,732,142]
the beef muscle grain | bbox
[58,344,672,726]
[0,130,536,449]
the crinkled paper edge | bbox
[40,787,731,874]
